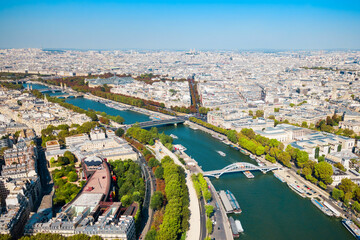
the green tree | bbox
[67,234,91,240]
[121,195,132,207]
[331,188,344,201]
[86,111,98,121]
[205,205,214,218]
[337,144,342,152]
[165,143,173,151]
[318,181,327,190]
[352,201,360,213]
[344,192,353,205]
[314,162,333,185]
[317,156,325,162]
[145,229,157,240]
[301,121,308,128]
[150,191,164,210]
[155,166,164,179]
[206,218,213,234]
[64,151,75,163]
[226,130,238,143]
[314,147,320,159]
[334,162,346,172]
[0,234,11,240]
[265,154,276,163]
[302,167,312,176]
[57,156,70,166]
[277,151,291,167]
[115,128,125,137]
[296,151,309,168]
[338,178,357,194]
[89,236,102,240]
[68,172,78,182]
[255,145,265,156]
[149,157,160,168]
[256,110,264,118]
[203,189,212,202]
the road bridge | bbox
[203,162,279,178]
[128,116,187,129]
[56,93,83,99]
[39,88,62,93]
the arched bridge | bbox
[203,162,279,178]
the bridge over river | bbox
[126,116,187,129]
[203,162,279,178]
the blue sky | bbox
[0,0,359,50]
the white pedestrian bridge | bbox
[203,162,279,178]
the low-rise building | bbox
[45,140,60,152]
[326,151,359,170]
[255,124,311,143]
[339,120,360,134]
[26,157,135,240]
[290,132,355,160]
[65,133,90,146]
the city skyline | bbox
[0,0,360,50]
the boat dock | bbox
[311,198,333,217]
[218,190,242,214]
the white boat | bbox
[170,134,178,139]
[323,201,341,217]
[249,154,256,159]
[217,150,226,157]
[287,183,306,198]
[235,220,244,233]
[311,198,333,217]
[173,144,187,151]
[189,126,198,130]
[342,219,360,239]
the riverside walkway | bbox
[150,142,202,240]
[203,162,279,178]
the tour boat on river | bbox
[217,150,226,157]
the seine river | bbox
[25,83,353,239]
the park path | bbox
[150,142,201,240]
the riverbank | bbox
[26,80,179,119]
[185,120,349,220]
[26,80,173,121]
[83,94,172,121]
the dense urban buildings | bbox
[0,48,359,240]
